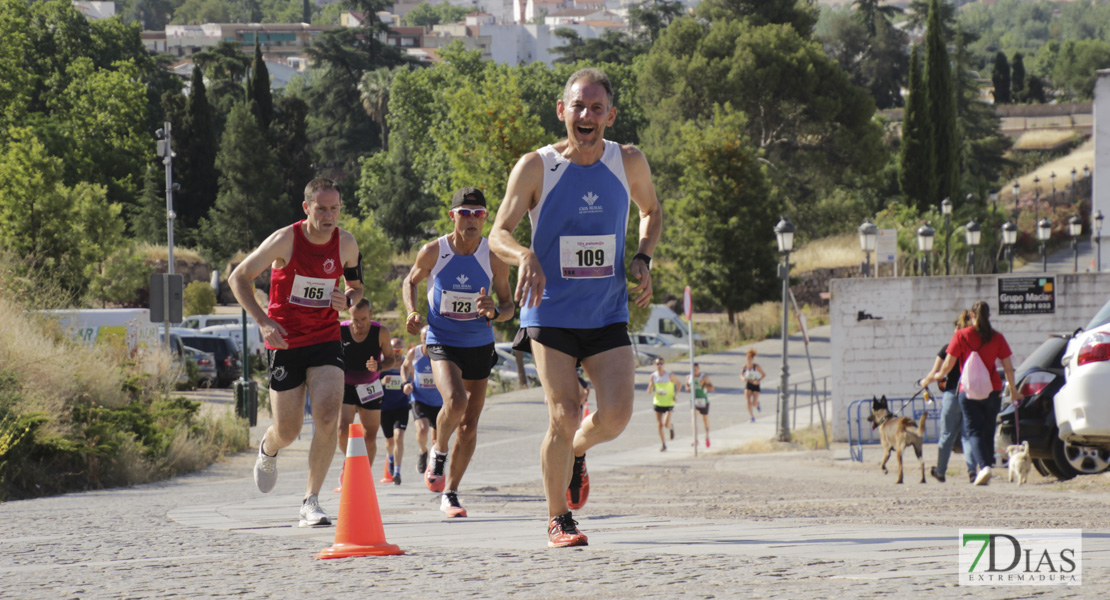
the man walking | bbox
[403,187,514,518]
[490,68,662,547]
[229,177,362,527]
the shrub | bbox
[183,280,216,316]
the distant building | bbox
[484,22,624,66]
[159,23,333,59]
[72,1,116,20]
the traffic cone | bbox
[379,460,393,484]
[581,403,590,423]
[317,423,404,559]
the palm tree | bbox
[852,0,902,38]
[358,67,395,151]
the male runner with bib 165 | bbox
[490,68,662,547]
[229,177,362,528]
[403,187,514,518]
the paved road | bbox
[2,325,1107,598]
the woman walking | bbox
[932,301,1017,485]
[919,310,971,482]
[741,349,765,423]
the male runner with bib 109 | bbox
[229,178,362,528]
[403,187,514,518]
[490,68,662,547]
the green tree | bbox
[955,30,1012,205]
[924,0,959,208]
[627,0,685,45]
[0,0,36,137]
[358,67,395,152]
[183,280,217,316]
[338,213,393,310]
[695,0,818,37]
[270,94,314,225]
[171,0,233,24]
[852,0,900,38]
[175,67,220,240]
[401,1,470,26]
[820,6,907,109]
[991,51,1011,104]
[1011,51,1026,101]
[200,101,283,263]
[191,40,251,110]
[133,164,166,244]
[552,29,587,64]
[358,142,437,251]
[899,45,934,211]
[669,105,779,321]
[86,245,154,307]
[1047,39,1110,101]
[247,38,274,131]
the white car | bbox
[1055,320,1110,451]
[492,343,540,386]
[630,332,686,362]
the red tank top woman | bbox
[266,220,342,349]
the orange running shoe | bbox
[440,491,467,518]
[566,454,589,510]
[548,512,588,548]
[425,453,446,493]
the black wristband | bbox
[632,252,652,270]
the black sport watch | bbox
[632,252,652,270]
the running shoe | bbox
[566,454,590,510]
[416,451,428,475]
[425,452,447,493]
[334,464,345,494]
[974,466,992,486]
[660,443,666,452]
[705,438,710,448]
[253,440,277,493]
[440,491,467,518]
[548,512,588,548]
[299,494,330,527]
[393,470,401,486]
[669,427,675,440]
[750,417,756,423]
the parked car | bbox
[184,345,218,388]
[176,333,242,387]
[179,313,246,330]
[1053,302,1110,470]
[997,299,1110,480]
[493,343,540,386]
[200,323,264,358]
[630,332,686,362]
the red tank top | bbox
[266,220,342,349]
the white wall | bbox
[485,23,605,66]
[1096,69,1110,270]
[829,273,1110,441]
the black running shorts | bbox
[380,406,410,438]
[342,383,384,409]
[653,405,675,414]
[695,404,709,416]
[746,382,761,393]
[411,401,440,429]
[426,342,497,381]
[512,322,630,360]
[267,341,344,392]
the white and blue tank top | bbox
[410,345,443,407]
[520,140,631,329]
[425,235,495,347]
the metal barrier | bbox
[846,396,940,462]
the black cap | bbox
[451,187,486,209]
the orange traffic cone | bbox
[317,423,404,559]
[379,460,394,484]
[581,403,590,423]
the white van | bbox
[638,304,704,347]
[180,313,244,329]
[200,323,265,358]
[40,308,159,356]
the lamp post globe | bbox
[858,219,878,277]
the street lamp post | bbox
[1033,175,1041,226]
[1012,181,1020,220]
[1095,211,1104,272]
[965,219,982,275]
[1069,215,1083,273]
[941,198,952,276]
[990,189,999,214]
[859,218,878,277]
[1071,167,1078,202]
[1050,171,1057,204]
[1037,218,1052,273]
[774,216,795,443]
[916,223,935,276]
[1002,221,1018,274]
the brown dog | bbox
[866,395,927,484]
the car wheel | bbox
[1031,458,1051,477]
[1039,456,1075,481]
[1052,436,1110,477]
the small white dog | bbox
[1006,441,1032,485]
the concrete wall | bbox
[829,273,1110,441]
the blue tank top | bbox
[410,346,442,407]
[380,366,408,411]
[426,236,495,347]
[520,140,631,328]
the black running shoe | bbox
[567,454,589,510]
[417,451,428,475]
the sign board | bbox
[150,273,184,323]
[876,229,898,264]
[683,286,692,321]
[998,277,1055,315]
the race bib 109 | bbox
[289,274,335,308]
[440,289,480,320]
[560,235,616,278]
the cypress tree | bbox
[899,44,935,211]
[991,51,1011,104]
[1011,52,1026,102]
[924,0,959,208]
[248,38,273,131]
[303,0,312,23]
[178,66,219,242]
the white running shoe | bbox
[973,466,992,486]
[440,491,467,518]
[299,494,331,527]
[253,441,277,493]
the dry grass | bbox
[791,234,861,272]
[138,243,206,264]
[1004,138,1095,204]
[700,302,829,355]
[1012,129,1080,151]
[724,424,832,454]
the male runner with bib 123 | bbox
[229,178,362,528]
[490,68,662,547]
